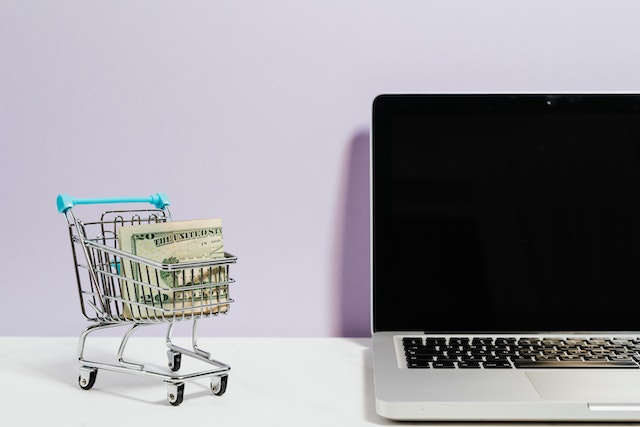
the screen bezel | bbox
[371,93,640,333]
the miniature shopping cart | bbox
[56,193,237,406]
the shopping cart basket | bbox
[56,193,237,406]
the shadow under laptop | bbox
[335,128,371,338]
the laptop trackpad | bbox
[527,371,640,401]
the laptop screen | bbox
[372,94,640,333]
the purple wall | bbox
[2,0,640,336]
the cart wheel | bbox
[211,374,228,396]
[78,368,97,390]
[167,350,182,372]
[167,382,185,406]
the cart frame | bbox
[57,193,237,405]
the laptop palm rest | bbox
[527,371,640,401]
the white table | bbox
[3,335,627,426]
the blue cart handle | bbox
[57,193,170,213]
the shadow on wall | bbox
[337,129,371,337]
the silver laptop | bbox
[371,93,640,421]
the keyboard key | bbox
[461,355,484,362]
[609,355,634,361]
[426,338,446,346]
[433,361,455,368]
[559,355,582,361]
[405,348,441,357]
[483,361,512,368]
[485,356,509,362]
[403,337,423,346]
[535,355,558,361]
[583,355,608,361]
[495,338,516,345]
[449,338,469,346]
[458,361,481,368]
[513,359,638,368]
[407,355,435,362]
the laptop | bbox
[371,93,640,421]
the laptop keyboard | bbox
[403,337,640,369]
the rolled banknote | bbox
[117,218,229,320]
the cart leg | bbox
[165,322,177,348]
[192,318,211,358]
[166,320,230,371]
[116,324,145,370]
[166,321,211,362]
[165,323,184,371]
[77,322,122,361]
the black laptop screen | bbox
[372,94,640,333]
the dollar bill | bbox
[117,218,229,320]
